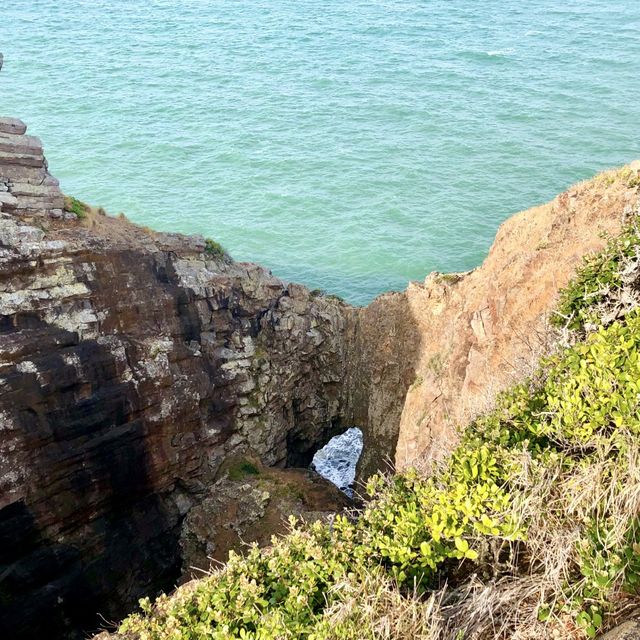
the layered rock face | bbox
[0,203,355,637]
[0,118,67,219]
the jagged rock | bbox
[0,192,18,208]
[384,172,639,474]
[179,457,350,574]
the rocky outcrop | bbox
[598,611,640,639]
[390,167,640,470]
[338,165,639,479]
[0,202,356,637]
[180,455,350,573]
[0,115,66,220]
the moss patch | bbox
[63,195,90,219]
[227,459,260,481]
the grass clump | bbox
[310,289,346,303]
[437,273,462,285]
[63,195,90,219]
[227,460,260,481]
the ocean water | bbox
[1,1,639,305]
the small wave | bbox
[311,427,363,497]
[486,48,515,57]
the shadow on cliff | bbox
[344,290,425,483]
[0,314,182,640]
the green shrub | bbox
[552,220,640,332]
[63,195,89,219]
[227,460,260,481]
[204,238,225,259]
[310,289,345,303]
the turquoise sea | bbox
[1,1,639,304]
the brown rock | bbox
[0,150,45,167]
[389,172,638,471]
[180,456,350,574]
[0,133,43,155]
[0,116,27,135]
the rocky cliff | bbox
[0,116,357,637]
[390,167,639,469]
[346,166,639,478]
[2,91,639,638]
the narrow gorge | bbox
[1,96,638,638]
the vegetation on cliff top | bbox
[204,238,226,259]
[117,209,640,639]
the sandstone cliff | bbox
[390,167,639,469]
[2,97,639,638]
[347,165,639,478]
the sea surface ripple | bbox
[2,1,639,304]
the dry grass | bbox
[343,436,640,640]
[320,572,445,640]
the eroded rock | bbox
[0,208,354,638]
[180,456,350,574]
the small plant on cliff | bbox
[204,238,226,259]
[228,459,260,481]
[63,195,90,219]
[552,213,640,333]
[310,289,345,303]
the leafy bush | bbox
[310,289,346,303]
[227,460,260,481]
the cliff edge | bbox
[0,116,356,637]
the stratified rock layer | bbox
[0,116,65,219]
[0,209,354,638]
